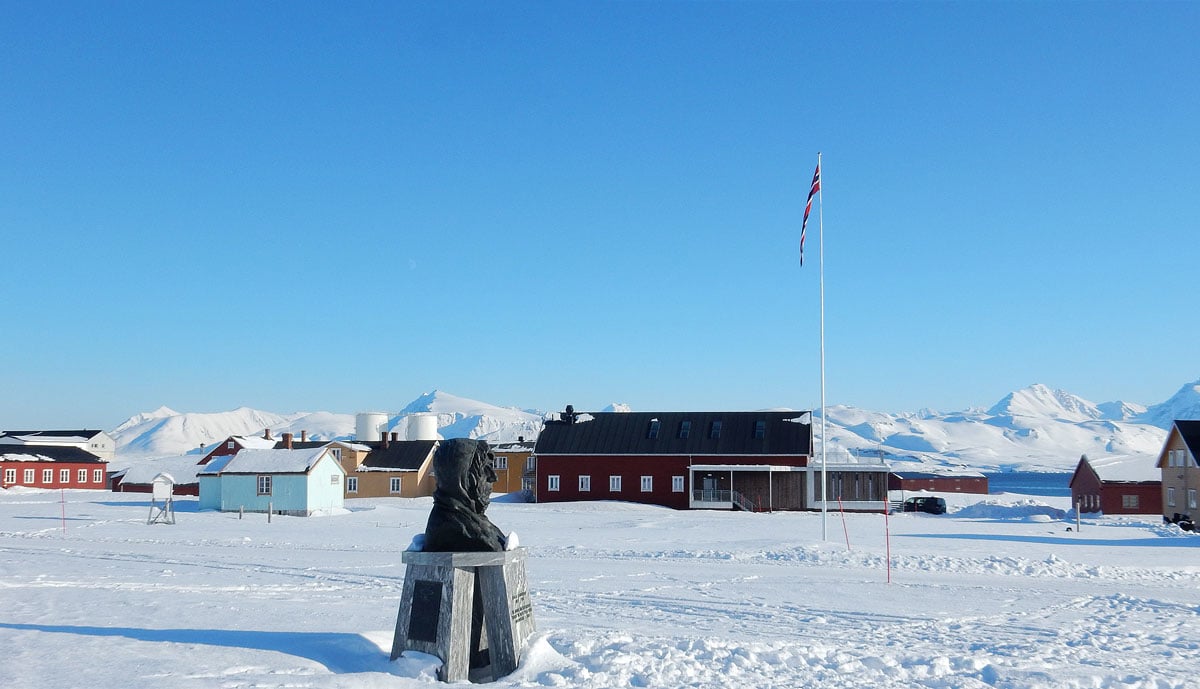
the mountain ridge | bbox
[109,380,1200,473]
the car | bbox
[903,496,947,515]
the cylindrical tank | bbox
[407,413,439,441]
[355,412,389,442]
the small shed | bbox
[1069,454,1161,515]
[198,447,346,516]
[111,455,203,496]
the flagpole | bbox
[818,151,827,541]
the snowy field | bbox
[1,490,1198,689]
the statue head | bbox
[432,438,498,514]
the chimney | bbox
[381,430,389,449]
[263,428,272,440]
[300,430,308,443]
[391,432,399,443]
[282,432,293,450]
[518,436,525,443]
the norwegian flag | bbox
[799,161,821,266]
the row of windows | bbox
[1167,487,1199,509]
[342,477,403,494]
[2,468,104,485]
[546,474,686,493]
[1166,449,1195,467]
[646,419,767,440]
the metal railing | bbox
[692,489,759,512]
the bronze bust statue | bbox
[421,438,508,552]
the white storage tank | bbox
[355,412,389,442]
[407,413,439,441]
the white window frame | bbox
[1190,489,1198,510]
[60,469,70,483]
[257,475,272,496]
[579,475,591,492]
[78,469,88,483]
[494,455,508,470]
[346,477,358,493]
[43,468,53,483]
[609,475,622,492]
[390,477,403,494]
[330,474,341,485]
[227,440,235,450]
[24,469,35,484]
[1168,487,1176,507]
[93,469,103,483]
[1121,494,1139,509]
[547,475,560,492]
[641,475,653,492]
[672,476,685,493]
[3,469,14,484]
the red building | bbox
[889,470,989,495]
[532,408,885,512]
[1069,454,1161,515]
[0,445,109,490]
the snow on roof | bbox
[1085,454,1159,483]
[234,436,282,450]
[120,456,204,484]
[210,447,338,475]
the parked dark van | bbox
[903,497,947,515]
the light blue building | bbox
[198,447,345,516]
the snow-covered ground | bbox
[1,489,1198,689]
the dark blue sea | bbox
[984,472,1072,497]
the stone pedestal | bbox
[391,548,535,683]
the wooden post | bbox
[392,549,534,683]
[268,502,273,523]
[239,505,244,520]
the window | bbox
[93,469,103,483]
[1121,494,1139,509]
[60,469,69,483]
[579,475,591,492]
[521,477,534,492]
[647,420,660,439]
[641,476,653,492]
[494,455,508,470]
[1190,490,1198,510]
[548,475,560,492]
[78,469,87,483]
[331,448,342,461]
[43,469,53,483]
[679,421,691,439]
[330,474,341,485]
[390,477,403,494]
[710,420,722,439]
[1168,487,1176,507]
[609,475,622,492]
[3,469,14,484]
[754,420,766,439]
[672,476,685,492]
[227,440,235,450]
[347,477,358,493]
[257,475,272,495]
[24,469,34,484]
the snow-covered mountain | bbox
[109,380,1200,472]
[111,391,545,459]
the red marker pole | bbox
[884,499,892,584]
[837,496,850,551]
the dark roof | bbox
[1176,420,1200,455]
[891,471,985,480]
[273,440,329,451]
[0,430,105,439]
[535,411,812,456]
[0,445,106,463]
[359,440,438,471]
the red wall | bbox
[536,454,809,510]
[1071,466,1162,514]
[1,462,109,490]
[889,476,989,494]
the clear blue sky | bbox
[3,1,1197,430]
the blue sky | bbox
[3,2,1198,429]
